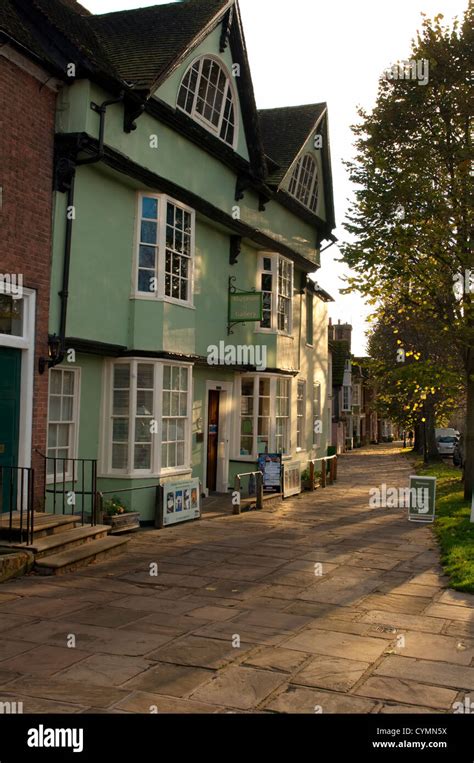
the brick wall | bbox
[0,55,57,508]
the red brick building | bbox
[0,48,61,511]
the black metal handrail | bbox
[36,452,98,527]
[0,465,34,544]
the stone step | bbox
[0,513,82,541]
[35,535,131,576]
[25,525,110,558]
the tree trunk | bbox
[464,363,474,502]
[414,424,423,454]
[425,402,440,461]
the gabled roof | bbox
[0,0,120,81]
[258,103,326,185]
[329,339,351,386]
[90,0,230,91]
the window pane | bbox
[137,364,154,389]
[61,396,73,421]
[114,365,130,389]
[48,424,57,447]
[142,197,158,220]
[112,443,127,470]
[141,220,158,244]
[136,391,153,416]
[134,444,151,470]
[62,371,74,395]
[135,418,152,443]
[49,396,61,421]
[113,390,129,416]
[50,370,62,395]
[0,295,23,336]
[163,366,171,389]
[139,246,156,269]
[113,418,128,442]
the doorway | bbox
[204,381,233,495]
[0,347,21,511]
[206,390,220,492]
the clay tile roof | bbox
[89,0,230,90]
[258,103,326,185]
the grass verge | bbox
[403,449,474,593]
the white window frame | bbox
[102,359,193,478]
[306,290,314,346]
[46,366,81,483]
[352,384,361,407]
[133,193,195,308]
[342,384,352,412]
[313,382,321,448]
[234,375,291,460]
[176,55,239,150]
[296,379,306,451]
[256,253,294,336]
[288,152,319,213]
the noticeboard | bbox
[229,291,263,323]
[161,478,201,527]
[257,453,282,492]
[283,462,302,498]
[408,475,436,523]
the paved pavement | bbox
[0,444,473,714]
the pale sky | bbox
[83,0,468,354]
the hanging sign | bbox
[229,291,263,323]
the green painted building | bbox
[45,0,336,521]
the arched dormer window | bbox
[177,56,237,148]
[288,153,319,213]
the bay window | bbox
[313,382,321,448]
[106,360,192,475]
[135,193,194,305]
[296,380,306,450]
[238,375,290,457]
[258,254,293,334]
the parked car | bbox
[437,435,458,457]
[453,435,464,467]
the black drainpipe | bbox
[40,92,124,374]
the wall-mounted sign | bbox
[229,291,263,324]
[258,453,282,492]
[408,475,436,523]
[160,478,201,527]
[283,462,302,498]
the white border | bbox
[176,54,239,151]
[203,379,233,495]
[45,366,81,484]
[0,287,35,469]
[131,193,196,308]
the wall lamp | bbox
[38,334,63,375]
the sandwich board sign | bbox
[408,475,436,523]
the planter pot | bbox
[102,512,141,534]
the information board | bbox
[257,453,282,492]
[283,462,302,498]
[162,478,201,527]
[408,475,436,523]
